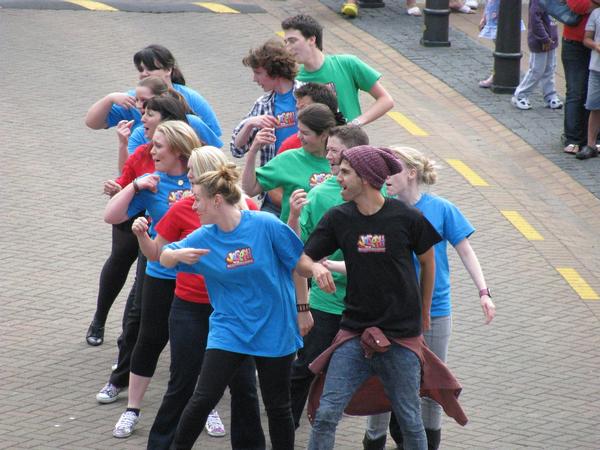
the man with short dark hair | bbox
[296,145,442,450]
[282,14,394,128]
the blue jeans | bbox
[561,38,591,146]
[290,308,342,429]
[308,337,426,450]
[147,297,265,450]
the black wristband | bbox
[296,303,310,312]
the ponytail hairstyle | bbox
[138,75,168,96]
[195,163,242,206]
[389,146,438,185]
[134,44,186,85]
[295,82,346,125]
[297,103,337,136]
[144,96,189,123]
[154,120,200,160]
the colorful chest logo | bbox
[357,234,386,253]
[225,247,255,269]
[276,111,296,129]
[309,172,332,187]
[168,189,192,205]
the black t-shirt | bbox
[304,198,442,337]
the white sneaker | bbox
[96,382,121,404]
[113,410,139,438]
[205,409,226,437]
[511,96,532,110]
[465,0,479,8]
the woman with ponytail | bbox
[360,147,496,450]
[161,163,313,450]
[85,44,221,138]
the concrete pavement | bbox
[1,1,600,448]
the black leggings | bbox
[130,275,175,377]
[171,349,295,450]
[92,216,140,326]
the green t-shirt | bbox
[300,176,346,315]
[296,54,381,121]
[256,148,332,223]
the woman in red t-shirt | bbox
[130,147,264,450]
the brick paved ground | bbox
[1,1,600,449]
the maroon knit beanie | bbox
[341,145,403,189]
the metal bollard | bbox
[421,0,451,47]
[492,0,523,93]
[358,0,386,7]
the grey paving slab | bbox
[318,0,600,199]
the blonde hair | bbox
[155,120,200,160]
[188,146,228,181]
[195,163,242,205]
[389,146,438,186]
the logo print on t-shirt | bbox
[168,189,192,205]
[225,247,254,269]
[276,111,296,129]
[309,173,332,187]
[357,234,386,253]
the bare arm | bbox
[241,128,275,197]
[293,270,314,336]
[104,174,159,225]
[454,238,496,324]
[354,80,394,126]
[583,31,599,52]
[295,254,336,293]
[131,217,169,261]
[417,247,436,332]
[287,189,308,237]
[85,92,136,129]
[116,120,134,172]
[160,247,210,268]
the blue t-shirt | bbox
[273,88,298,151]
[128,171,191,279]
[167,210,304,357]
[413,193,475,317]
[127,113,223,154]
[107,83,222,137]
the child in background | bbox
[511,0,563,110]
[577,6,600,160]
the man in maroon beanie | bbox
[296,145,442,450]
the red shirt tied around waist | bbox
[155,196,258,303]
[563,0,593,42]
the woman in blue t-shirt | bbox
[161,163,313,450]
[363,147,496,449]
[85,44,221,137]
[101,120,199,439]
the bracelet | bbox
[133,178,140,194]
[296,303,310,312]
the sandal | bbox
[407,6,422,16]
[341,2,358,17]
[563,144,579,155]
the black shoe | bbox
[86,321,105,346]
[362,432,387,450]
[576,145,598,160]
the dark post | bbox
[358,0,385,7]
[492,0,523,93]
[421,0,451,47]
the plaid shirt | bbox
[230,80,303,166]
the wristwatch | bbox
[350,118,362,128]
[479,288,492,298]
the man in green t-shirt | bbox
[282,14,394,126]
[286,125,370,429]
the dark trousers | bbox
[110,254,147,388]
[561,38,591,146]
[170,349,295,450]
[93,217,139,325]
[290,308,342,428]
[147,297,265,450]
[130,275,175,377]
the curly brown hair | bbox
[242,39,298,81]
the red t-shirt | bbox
[277,134,302,155]
[154,196,259,303]
[563,0,591,42]
[115,143,155,188]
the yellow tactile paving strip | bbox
[64,0,117,10]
